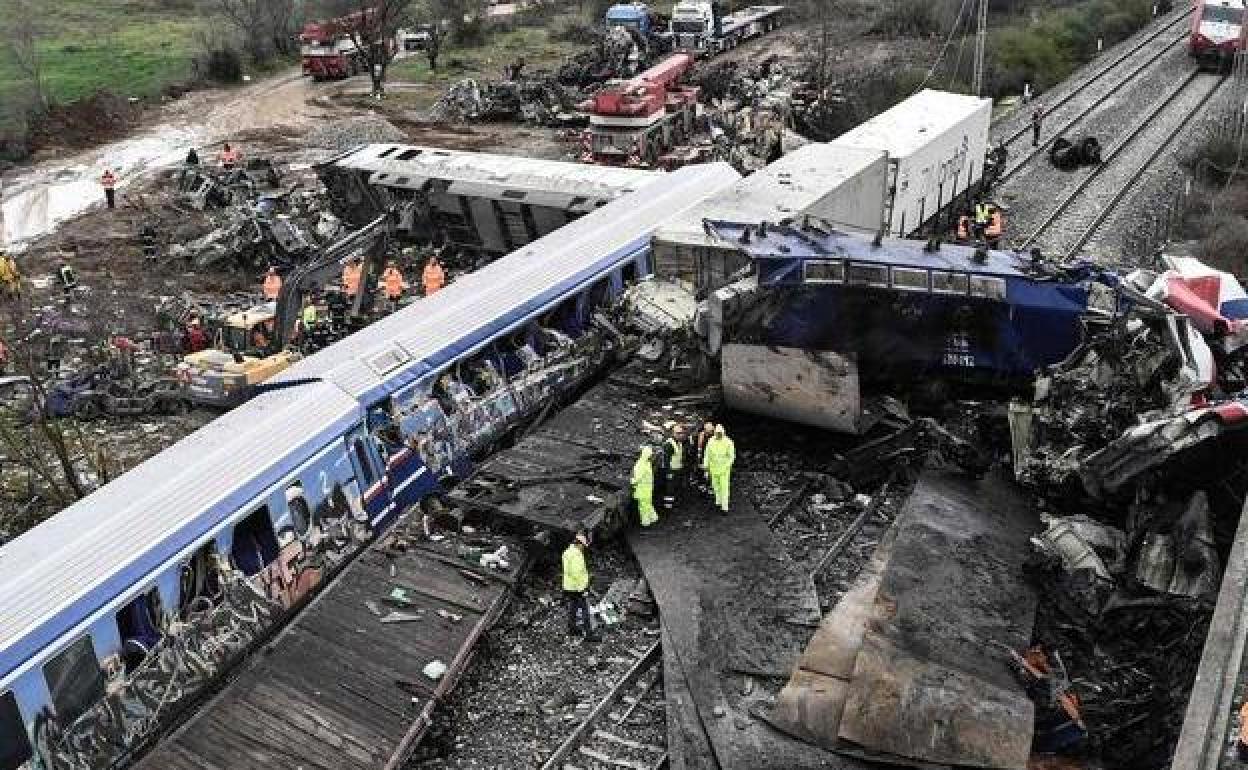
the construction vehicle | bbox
[582,53,700,167]
[669,2,785,55]
[182,211,397,409]
[300,9,388,80]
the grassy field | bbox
[390,24,586,86]
[0,0,200,106]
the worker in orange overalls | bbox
[422,254,446,296]
[342,256,363,300]
[262,266,282,300]
[985,205,1004,246]
[101,168,118,210]
[219,142,240,170]
[381,260,405,312]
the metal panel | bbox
[722,344,862,433]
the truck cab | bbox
[670,0,714,51]
[606,3,653,36]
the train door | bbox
[367,403,434,517]
[346,424,393,529]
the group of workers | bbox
[957,200,1004,245]
[98,143,242,210]
[563,421,737,640]
[261,254,446,307]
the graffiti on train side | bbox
[24,486,369,770]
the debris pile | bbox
[305,114,407,152]
[556,26,645,86]
[429,76,579,126]
[1050,135,1103,170]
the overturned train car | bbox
[318,143,657,255]
[0,163,740,770]
[699,221,1098,432]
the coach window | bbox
[969,275,1007,300]
[43,635,105,726]
[354,438,383,491]
[848,263,889,287]
[803,260,844,283]
[116,587,164,671]
[230,506,280,576]
[179,541,221,617]
[287,483,312,537]
[621,260,639,286]
[891,267,929,292]
[0,690,32,770]
[931,270,970,295]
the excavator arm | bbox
[273,209,397,348]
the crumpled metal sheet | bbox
[767,470,1038,770]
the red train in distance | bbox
[1190,0,1247,69]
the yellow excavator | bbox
[182,211,396,408]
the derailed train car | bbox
[699,220,1099,432]
[0,163,740,770]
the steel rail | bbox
[997,31,1188,184]
[1061,74,1228,260]
[1017,69,1211,252]
[539,640,664,770]
[998,7,1194,148]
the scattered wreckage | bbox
[1049,135,1103,170]
[429,76,581,126]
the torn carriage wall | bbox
[696,221,1094,432]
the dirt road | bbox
[0,71,336,252]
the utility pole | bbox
[972,0,988,96]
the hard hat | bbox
[575,531,590,546]
[714,424,725,434]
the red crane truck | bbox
[300,10,375,81]
[580,53,700,167]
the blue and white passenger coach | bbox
[0,163,740,770]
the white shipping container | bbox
[651,143,887,289]
[831,89,992,237]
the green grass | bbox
[390,25,586,87]
[0,0,201,105]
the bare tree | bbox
[323,0,415,97]
[1,0,47,110]
[209,0,302,63]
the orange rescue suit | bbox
[382,266,405,300]
[262,271,282,300]
[342,262,362,298]
[422,260,445,295]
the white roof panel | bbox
[654,143,887,245]
[832,89,992,160]
[334,144,658,201]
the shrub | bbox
[1184,132,1244,185]
[1198,214,1248,276]
[193,46,243,84]
[871,0,942,38]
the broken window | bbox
[969,275,1007,300]
[354,438,378,486]
[804,260,845,283]
[179,541,221,617]
[932,270,970,294]
[396,149,422,160]
[115,587,163,671]
[891,267,929,292]
[230,506,280,576]
[848,263,889,287]
[287,484,312,537]
[0,691,32,770]
[43,635,105,725]
[502,190,527,200]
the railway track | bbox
[1018,70,1226,260]
[996,24,1189,184]
[540,641,669,770]
[995,6,1193,150]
